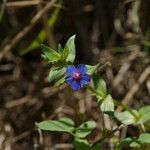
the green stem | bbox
[112,99,138,119]
[86,84,139,120]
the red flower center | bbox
[73,72,81,80]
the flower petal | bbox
[65,76,73,85]
[77,64,87,74]
[81,74,91,84]
[66,65,76,76]
[71,81,82,90]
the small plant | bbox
[36,35,150,150]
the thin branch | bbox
[5,0,47,8]
[0,1,60,60]
[92,125,125,147]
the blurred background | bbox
[0,0,150,149]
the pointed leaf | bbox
[115,110,138,125]
[86,64,101,75]
[41,44,60,63]
[36,117,75,134]
[48,66,66,83]
[138,105,150,124]
[119,137,140,148]
[138,133,150,144]
[93,75,107,98]
[100,94,114,112]
[54,76,66,86]
[75,121,96,138]
[64,35,76,63]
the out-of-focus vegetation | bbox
[0,0,150,149]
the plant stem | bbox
[86,84,139,120]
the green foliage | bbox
[41,44,60,63]
[119,137,140,148]
[138,133,150,144]
[64,35,76,63]
[118,133,150,149]
[75,121,96,138]
[115,105,150,125]
[73,138,103,150]
[92,144,103,150]
[138,106,150,124]
[93,75,107,98]
[48,66,66,83]
[41,35,76,65]
[86,64,101,75]
[100,94,114,113]
[39,35,150,149]
[115,110,138,125]
[40,35,76,86]
[93,75,114,113]
[54,76,66,86]
[73,138,91,150]
[36,117,75,134]
[37,118,96,138]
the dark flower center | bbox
[73,72,81,80]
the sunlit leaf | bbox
[36,117,75,134]
[41,44,60,63]
[64,35,76,63]
[115,110,138,125]
[48,66,66,83]
[93,75,107,98]
[138,105,150,124]
[119,137,140,148]
[54,76,66,86]
[138,133,150,144]
[86,63,101,75]
[75,121,96,138]
[100,94,114,112]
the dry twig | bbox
[0,1,60,60]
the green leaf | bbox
[36,117,75,134]
[54,76,66,86]
[75,121,96,138]
[100,94,114,112]
[48,66,66,83]
[92,144,103,150]
[138,105,150,124]
[41,44,60,63]
[64,35,76,63]
[119,137,140,148]
[93,75,107,98]
[86,64,101,75]
[138,133,150,144]
[73,138,91,150]
[115,110,138,125]
[58,44,63,53]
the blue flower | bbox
[65,64,91,90]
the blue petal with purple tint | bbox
[77,64,87,74]
[81,74,91,84]
[66,65,76,76]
